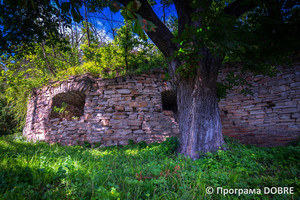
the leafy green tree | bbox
[0,0,71,54]
[114,20,166,72]
[81,42,122,77]
[81,21,101,45]
[80,19,166,76]
[115,20,136,71]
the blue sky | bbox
[87,1,177,40]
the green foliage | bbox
[114,20,166,73]
[216,71,254,100]
[0,39,80,129]
[172,0,299,79]
[93,142,101,148]
[60,1,83,23]
[107,0,157,41]
[160,137,180,155]
[53,102,69,119]
[80,23,167,78]
[0,95,17,136]
[0,67,47,129]
[108,0,122,13]
[0,134,299,199]
[72,116,79,120]
[1,25,166,129]
[83,141,92,148]
[81,42,122,78]
[128,139,135,146]
[0,0,71,54]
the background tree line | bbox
[0,0,176,135]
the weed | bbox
[83,140,91,148]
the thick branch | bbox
[173,1,198,34]
[223,0,259,18]
[118,0,177,58]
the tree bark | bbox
[170,53,224,160]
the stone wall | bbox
[218,62,300,146]
[23,70,179,147]
[23,64,300,147]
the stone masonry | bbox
[23,63,300,147]
[23,69,179,147]
[218,62,300,146]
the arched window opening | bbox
[50,91,86,120]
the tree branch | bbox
[117,0,177,58]
[223,0,259,18]
[173,1,198,34]
[41,41,56,77]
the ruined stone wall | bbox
[23,70,179,147]
[24,64,300,147]
[218,62,300,146]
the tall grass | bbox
[0,135,299,199]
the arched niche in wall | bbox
[50,91,86,120]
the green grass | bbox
[0,135,299,200]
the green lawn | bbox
[0,135,299,200]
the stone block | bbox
[290,82,300,88]
[138,107,149,112]
[128,120,142,126]
[101,119,110,126]
[115,105,125,111]
[117,89,131,94]
[113,129,132,135]
[133,130,144,134]
[113,115,127,120]
[163,110,174,116]
[119,140,129,145]
[128,114,137,120]
[105,129,113,134]
[129,102,139,107]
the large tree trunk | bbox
[170,55,225,160]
